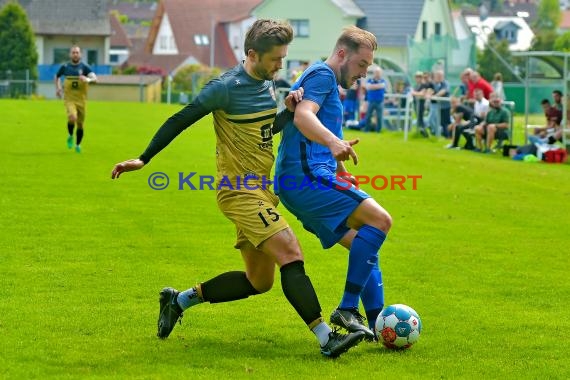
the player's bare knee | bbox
[276,245,304,266]
[378,210,393,232]
[251,277,274,293]
[369,208,392,233]
[350,199,392,232]
[261,228,305,266]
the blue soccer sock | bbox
[339,225,386,310]
[360,264,384,330]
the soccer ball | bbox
[375,304,422,349]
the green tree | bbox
[534,0,561,31]
[554,31,570,52]
[477,34,517,82]
[531,29,558,51]
[450,0,503,12]
[0,1,38,80]
[110,9,129,24]
[171,64,221,94]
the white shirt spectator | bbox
[474,97,490,120]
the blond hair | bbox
[334,26,377,54]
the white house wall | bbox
[35,36,44,64]
[153,13,178,55]
[464,15,534,51]
[414,0,455,41]
[228,17,256,63]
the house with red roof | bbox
[110,12,132,66]
[127,0,262,75]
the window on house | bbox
[194,34,210,46]
[110,54,119,64]
[434,22,441,36]
[422,21,427,40]
[160,36,167,50]
[290,20,309,38]
[53,48,69,64]
[87,50,98,66]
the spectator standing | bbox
[426,70,450,137]
[411,71,429,136]
[470,71,494,100]
[364,67,387,132]
[342,80,360,126]
[491,72,505,101]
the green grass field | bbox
[1,99,569,379]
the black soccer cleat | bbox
[330,308,376,341]
[320,330,365,358]
[157,287,183,339]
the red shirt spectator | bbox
[541,99,562,127]
[469,71,494,99]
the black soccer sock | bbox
[200,271,260,303]
[67,122,74,135]
[280,260,322,326]
[76,128,84,145]
[453,126,462,147]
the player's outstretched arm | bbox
[111,158,145,179]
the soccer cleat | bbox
[157,287,183,339]
[67,135,73,149]
[75,145,81,153]
[330,308,376,341]
[320,330,365,358]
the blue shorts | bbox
[276,175,370,248]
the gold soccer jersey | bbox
[56,62,93,103]
[197,64,278,186]
[63,76,88,103]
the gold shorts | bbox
[65,101,85,124]
[217,187,289,249]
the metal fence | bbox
[401,94,516,143]
[408,34,477,88]
[0,69,35,98]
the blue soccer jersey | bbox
[274,62,370,248]
[275,62,343,180]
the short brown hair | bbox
[334,26,377,54]
[244,19,293,57]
